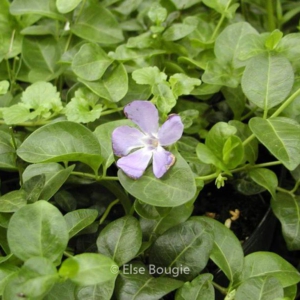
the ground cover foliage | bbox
[0,0,300,299]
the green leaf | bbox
[163,16,198,41]
[148,3,167,24]
[222,135,244,169]
[64,209,98,238]
[153,82,177,114]
[239,252,300,288]
[149,220,213,280]
[271,193,300,250]
[0,80,9,95]
[169,73,201,98]
[56,0,82,13]
[132,66,167,86]
[94,120,133,171]
[22,163,75,201]
[97,216,142,266]
[0,190,26,213]
[249,117,300,170]
[214,22,257,67]
[118,151,196,207]
[170,0,201,9]
[17,121,103,173]
[139,202,193,240]
[71,3,124,44]
[22,36,64,82]
[76,279,115,300]
[65,87,102,123]
[54,190,77,212]
[59,253,118,286]
[175,274,214,300]
[0,127,17,170]
[22,81,63,115]
[241,54,294,110]
[115,262,183,299]
[229,120,258,164]
[10,0,64,20]
[7,201,68,263]
[202,0,237,15]
[265,29,283,50]
[23,174,45,203]
[235,277,284,300]
[0,263,19,295]
[45,280,77,300]
[222,86,246,120]
[202,59,242,88]
[248,168,278,199]
[3,257,59,299]
[193,216,244,283]
[79,63,128,103]
[72,43,113,81]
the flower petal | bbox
[124,101,159,135]
[117,148,152,179]
[158,114,184,146]
[112,126,145,156]
[152,146,175,178]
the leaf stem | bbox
[212,281,228,295]
[63,251,74,258]
[99,199,120,225]
[70,171,118,181]
[101,107,124,116]
[266,0,276,31]
[270,87,300,118]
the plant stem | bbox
[71,171,118,181]
[270,87,300,118]
[291,180,300,194]
[99,199,120,225]
[212,281,228,295]
[101,107,124,116]
[266,0,276,31]
[63,251,74,258]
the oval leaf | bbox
[118,152,196,207]
[271,193,300,250]
[242,54,294,110]
[0,190,26,212]
[249,117,300,170]
[97,216,142,266]
[17,121,103,173]
[7,200,68,263]
[56,0,82,14]
[149,220,213,280]
[64,209,98,238]
[59,253,118,286]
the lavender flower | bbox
[112,100,184,179]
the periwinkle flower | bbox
[112,100,184,179]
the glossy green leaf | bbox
[59,253,118,286]
[17,121,102,173]
[235,276,284,300]
[222,86,246,120]
[76,279,115,300]
[193,216,244,283]
[71,3,123,44]
[79,63,128,103]
[271,193,300,250]
[94,120,133,171]
[239,252,300,288]
[249,168,278,199]
[265,29,283,50]
[222,135,244,169]
[10,0,64,20]
[97,216,142,266]
[22,36,64,82]
[241,54,294,110]
[115,262,183,299]
[23,163,75,201]
[118,152,196,207]
[7,201,68,263]
[64,209,98,238]
[175,274,214,300]
[149,220,213,280]
[0,190,26,212]
[72,43,113,81]
[56,0,82,13]
[249,117,300,170]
